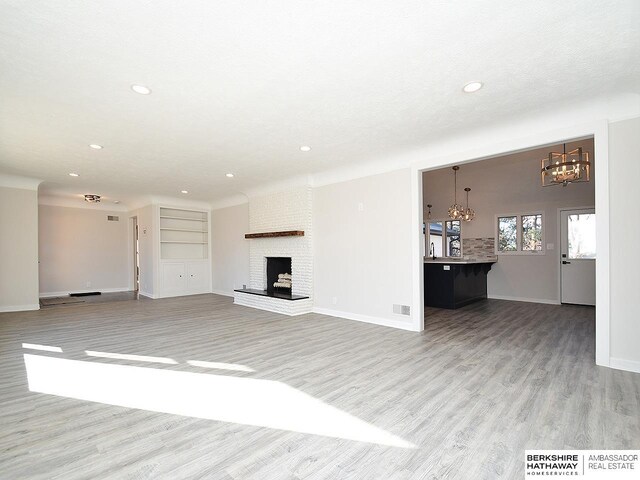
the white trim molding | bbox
[211,289,234,298]
[39,287,130,298]
[313,307,418,332]
[0,304,40,313]
[609,357,640,374]
[487,295,561,305]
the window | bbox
[427,220,461,258]
[522,214,543,251]
[445,220,461,257]
[567,213,596,259]
[497,216,517,252]
[496,213,544,255]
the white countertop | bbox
[424,257,497,264]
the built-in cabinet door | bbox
[187,262,209,292]
[162,262,186,293]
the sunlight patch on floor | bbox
[186,360,254,372]
[24,354,414,449]
[22,343,62,352]
[85,350,178,364]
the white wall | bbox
[314,169,414,329]
[38,205,129,296]
[128,205,156,298]
[0,185,40,311]
[423,139,595,303]
[211,202,250,296]
[608,116,640,371]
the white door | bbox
[560,208,596,305]
[162,262,186,293]
[187,262,209,292]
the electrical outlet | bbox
[86,281,91,288]
[332,296,338,305]
[357,202,364,212]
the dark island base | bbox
[234,288,310,301]
[425,262,495,309]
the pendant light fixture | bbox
[448,166,463,220]
[541,144,591,187]
[462,188,475,222]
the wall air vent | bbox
[393,304,411,316]
[107,216,119,221]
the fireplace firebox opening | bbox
[266,257,292,294]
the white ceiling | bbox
[0,1,638,206]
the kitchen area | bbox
[423,139,595,310]
[424,204,497,309]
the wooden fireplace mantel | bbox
[244,230,304,239]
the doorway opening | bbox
[420,137,596,313]
[131,216,140,292]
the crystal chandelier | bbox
[462,187,475,221]
[448,166,463,220]
[541,144,591,187]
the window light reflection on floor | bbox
[23,354,414,449]
[85,350,178,365]
[22,343,63,353]
[186,360,254,372]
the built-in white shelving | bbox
[159,207,209,260]
[160,241,208,244]
[160,215,207,222]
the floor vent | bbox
[107,215,119,221]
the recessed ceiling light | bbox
[463,81,483,93]
[225,173,234,178]
[89,144,103,150]
[181,190,188,194]
[131,84,152,95]
[300,145,312,152]
[69,173,79,177]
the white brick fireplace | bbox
[233,186,313,315]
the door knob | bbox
[562,261,571,265]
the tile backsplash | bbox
[463,237,497,260]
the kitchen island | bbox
[424,258,497,309]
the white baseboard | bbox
[0,304,40,313]
[138,291,157,299]
[313,307,418,331]
[155,290,211,299]
[40,287,130,298]
[609,357,640,374]
[487,294,560,305]
[211,289,234,298]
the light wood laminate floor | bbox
[1,295,638,479]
